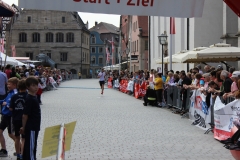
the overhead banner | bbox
[19,0,205,18]
[214,97,239,141]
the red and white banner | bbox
[134,82,147,99]
[119,80,128,93]
[189,89,211,130]
[106,47,110,63]
[11,45,16,57]
[134,83,140,99]
[0,38,4,53]
[108,77,113,88]
[19,0,205,18]
[108,37,115,65]
[213,97,240,140]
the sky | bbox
[6,0,120,29]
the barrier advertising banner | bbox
[119,80,128,93]
[107,77,112,88]
[139,82,147,98]
[189,89,211,130]
[19,0,205,18]
[214,97,240,140]
[134,83,140,99]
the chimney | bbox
[85,21,89,29]
[95,21,98,26]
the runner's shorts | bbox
[99,81,105,87]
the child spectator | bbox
[20,77,41,160]
[9,79,27,160]
[0,77,18,157]
[36,78,45,105]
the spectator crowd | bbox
[0,64,72,160]
[104,64,240,151]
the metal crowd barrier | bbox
[166,86,191,114]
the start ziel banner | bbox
[19,0,205,18]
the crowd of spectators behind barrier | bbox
[1,64,73,103]
[104,64,240,150]
[0,64,74,159]
[104,64,240,104]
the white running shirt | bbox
[98,72,105,81]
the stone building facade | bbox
[120,15,149,72]
[150,0,224,72]
[6,9,90,77]
[90,22,119,69]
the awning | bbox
[0,52,18,66]
[11,57,30,61]
[156,50,189,64]
[0,0,16,17]
[182,43,240,63]
[224,0,240,17]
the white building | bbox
[150,0,239,73]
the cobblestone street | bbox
[1,79,234,160]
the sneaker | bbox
[13,152,17,156]
[143,103,147,106]
[0,149,8,157]
[17,153,22,160]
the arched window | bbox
[66,32,74,42]
[56,33,64,42]
[46,32,54,42]
[32,33,40,42]
[91,35,96,44]
[19,32,27,42]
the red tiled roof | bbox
[89,22,119,34]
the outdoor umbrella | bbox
[182,43,240,63]
[156,50,189,64]
[0,52,18,66]
[0,0,15,17]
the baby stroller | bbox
[143,88,157,106]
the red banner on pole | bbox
[108,77,113,88]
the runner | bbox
[98,68,106,95]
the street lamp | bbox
[158,33,168,74]
[118,48,123,74]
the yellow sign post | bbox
[42,121,77,158]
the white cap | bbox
[231,71,240,78]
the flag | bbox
[108,37,115,65]
[11,45,16,57]
[170,17,176,34]
[0,38,4,53]
[106,47,110,63]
